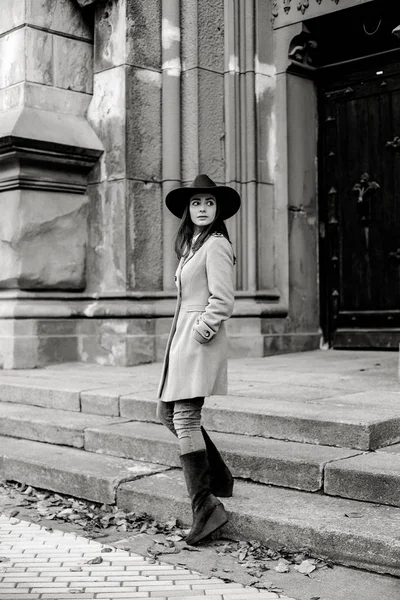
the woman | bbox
[157,173,241,545]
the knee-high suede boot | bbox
[201,427,234,498]
[180,450,228,545]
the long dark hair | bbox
[174,199,233,260]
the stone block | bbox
[26,27,53,86]
[263,333,321,357]
[257,183,275,289]
[0,190,88,290]
[80,384,154,416]
[126,180,163,290]
[126,0,161,70]
[256,80,276,184]
[0,403,126,448]
[119,393,158,421]
[53,36,93,93]
[86,180,127,293]
[0,29,25,89]
[0,84,25,112]
[94,0,127,73]
[0,436,168,504]
[27,0,92,40]
[0,332,39,369]
[325,452,400,507]
[126,66,162,180]
[181,0,224,73]
[87,66,126,182]
[95,0,161,73]
[181,69,224,182]
[79,320,128,366]
[37,335,78,366]
[0,380,81,410]
[117,472,400,576]
[85,420,359,491]
[24,83,91,115]
[125,334,154,366]
[0,0,25,35]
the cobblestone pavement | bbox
[0,516,297,600]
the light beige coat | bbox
[158,234,235,402]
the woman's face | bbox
[189,193,217,231]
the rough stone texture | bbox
[80,383,155,416]
[86,180,127,293]
[94,0,127,73]
[0,435,169,504]
[94,0,161,73]
[126,180,163,290]
[0,0,25,35]
[0,402,127,448]
[26,27,53,86]
[0,321,39,369]
[181,0,224,73]
[325,452,400,507]
[85,420,361,491]
[87,66,126,182]
[119,393,158,421]
[117,471,400,576]
[257,183,276,289]
[126,66,162,180]
[181,69,224,183]
[27,0,93,40]
[287,74,319,335]
[0,190,89,290]
[0,29,25,89]
[0,379,85,411]
[0,82,91,115]
[78,319,156,367]
[53,36,93,93]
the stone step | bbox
[0,402,129,448]
[1,435,400,577]
[84,420,361,492]
[0,435,169,504]
[325,445,400,508]
[117,469,400,577]
[2,379,400,450]
[119,391,400,450]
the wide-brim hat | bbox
[165,174,241,220]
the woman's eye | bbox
[207,201,215,206]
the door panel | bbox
[320,60,400,348]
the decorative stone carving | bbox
[283,0,292,14]
[272,0,341,21]
[297,0,309,14]
[288,31,318,67]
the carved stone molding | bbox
[272,0,341,21]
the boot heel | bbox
[187,503,228,545]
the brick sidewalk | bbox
[0,515,296,600]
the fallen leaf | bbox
[294,560,317,575]
[86,556,103,565]
[101,548,113,553]
[344,512,363,518]
[274,560,290,573]
[0,557,10,563]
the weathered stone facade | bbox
[0,0,383,367]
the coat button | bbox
[204,331,210,337]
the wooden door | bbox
[319,56,400,348]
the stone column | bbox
[0,0,103,368]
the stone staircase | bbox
[0,352,400,577]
